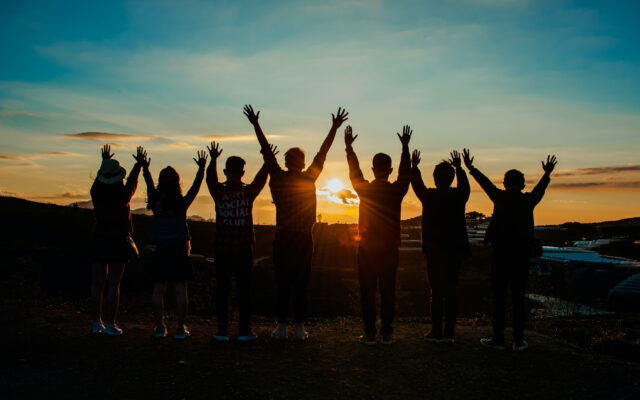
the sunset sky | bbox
[1,0,639,224]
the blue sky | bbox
[1,0,640,223]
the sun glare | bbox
[327,178,343,193]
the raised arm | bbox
[450,150,470,202]
[185,150,207,208]
[530,155,557,205]
[248,161,270,200]
[344,125,367,191]
[126,146,146,201]
[307,107,349,180]
[206,141,223,198]
[464,148,500,202]
[394,125,412,195]
[410,150,428,201]
[243,104,280,172]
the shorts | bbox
[89,234,139,263]
[148,241,194,282]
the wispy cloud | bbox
[202,134,284,142]
[0,155,26,161]
[551,181,640,189]
[317,187,360,206]
[555,165,640,177]
[62,132,159,141]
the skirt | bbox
[89,234,139,263]
[149,241,194,282]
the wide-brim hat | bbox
[97,159,126,184]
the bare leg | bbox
[105,263,126,324]
[152,283,168,328]
[175,282,188,328]
[91,261,108,323]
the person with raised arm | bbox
[464,149,557,351]
[143,149,207,340]
[411,150,471,344]
[206,141,270,342]
[345,125,412,345]
[89,145,145,335]
[243,104,348,340]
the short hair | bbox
[285,147,305,168]
[225,156,246,173]
[504,169,525,188]
[433,161,455,188]
[372,153,392,172]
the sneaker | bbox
[271,323,287,340]
[480,337,505,350]
[92,321,105,334]
[175,326,190,340]
[214,333,229,342]
[382,333,396,345]
[442,334,455,344]
[424,331,443,343]
[155,325,167,338]
[513,340,529,351]
[238,330,258,341]
[359,333,376,345]
[294,323,309,341]
[104,323,123,336]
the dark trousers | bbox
[273,230,313,323]
[424,246,460,336]
[491,250,529,343]
[358,246,399,335]
[215,246,253,333]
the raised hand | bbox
[243,104,260,125]
[101,144,114,160]
[397,125,412,145]
[207,141,223,159]
[344,125,358,147]
[542,154,557,174]
[449,150,461,168]
[462,148,474,169]
[332,107,349,129]
[269,144,279,156]
[132,146,150,168]
[412,150,421,168]
[194,150,208,168]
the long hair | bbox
[147,166,184,215]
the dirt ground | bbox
[2,305,639,400]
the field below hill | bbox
[2,304,639,400]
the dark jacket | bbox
[90,163,141,238]
[411,165,471,258]
[346,144,411,250]
[469,167,550,251]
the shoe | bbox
[424,331,443,343]
[155,325,167,338]
[382,333,396,345]
[175,326,190,340]
[92,321,105,334]
[513,340,529,351]
[271,323,287,340]
[294,323,309,341]
[104,323,123,336]
[480,337,505,350]
[214,333,229,342]
[238,330,258,341]
[359,333,376,345]
[442,333,455,344]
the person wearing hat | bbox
[89,144,146,335]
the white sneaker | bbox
[271,323,287,340]
[294,323,309,341]
[155,325,167,338]
[513,340,529,351]
[175,326,190,340]
[104,323,123,336]
[92,321,105,334]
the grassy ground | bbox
[2,304,639,400]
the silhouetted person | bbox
[411,150,470,344]
[206,141,270,341]
[345,125,411,345]
[464,150,557,351]
[143,150,208,340]
[89,144,144,335]
[244,104,348,340]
